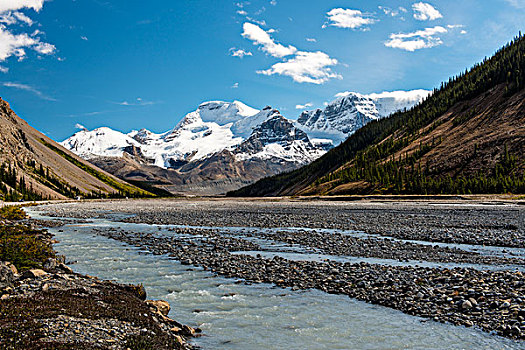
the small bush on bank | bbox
[0,206,27,220]
[0,224,55,271]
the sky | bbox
[0,0,524,141]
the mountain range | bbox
[230,34,525,197]
[61,91,428,195]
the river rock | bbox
[21,269,47,280]
[0,262,15,289]
[43,258,57,270]
[146,300,171,316]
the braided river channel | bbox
[27,201,525,350]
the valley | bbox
[26,198,525,348]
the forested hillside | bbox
[230,34,525,197]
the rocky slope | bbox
[0,98,149,200]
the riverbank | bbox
[0,206,196,349]
[33,198,525,343]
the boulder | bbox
[5,262,18,275]
[146,300,171,316]
[21,269,47,279]
[57,263,74,274]
[0,262,16,289]
[43,258,57,271]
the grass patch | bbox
[0,223,55,271]
[39,138,153,197]
[0,206,26,220]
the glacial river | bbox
[29,208,525,349]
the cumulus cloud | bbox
[0,0,44,14]
[0,0,55,65]
[324,8,377,30]
[412,2,443,21]
[241,22,340,84]
[0,27,56,61]
[379,6,408,18]
[258,51,341,84]
[14,11,33,25]
[2,82,56,101]
[230,48,252,58]
[295,102,313,110]
[1,11,34,26]
[385,26,448,51]
[242,22,297,58]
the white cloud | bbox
[0,0,44,14]
[116,98,155,106]
[232,82,239,88]
[230,48,252,58]
[241,22,340,84]
[13,11,33,25]
[412,2,443,21]
[242,22,296,58]
[81,36,88,41]
[379,6,408,18]
[306,38,316,42]
[2,82,56,101]
[0,13,17,25]
[0,26,56,61]
[237,10,247,15]
[270,0,277,6]
[295,102,313,110]
[505,0,525,8]
[324,8,377,30]
[0,0,55,65]
[258,51,341,84]
[1,11,33,25]
[385,26,447,51]
[75,123,87,130]
[0,66,8,73]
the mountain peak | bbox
[296,89,429,145]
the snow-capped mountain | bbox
[61,90,429,195]
[234,114,325,164]
[62,101,288,169]
[296,90,430,144]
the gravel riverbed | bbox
[36,198,525,341]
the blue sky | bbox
[0,0,523,141]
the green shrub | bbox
[0,224,55,271]
[0,206,27,220]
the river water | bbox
[29,208,525,349]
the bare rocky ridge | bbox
[0,98,146,199]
